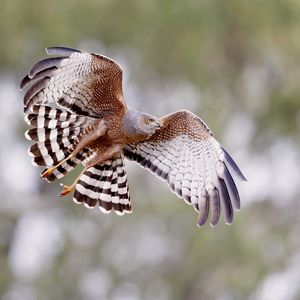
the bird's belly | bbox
[87,132,124,153]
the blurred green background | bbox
[1,0,300,299]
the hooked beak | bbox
[155,120,162,129]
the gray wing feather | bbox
[23,77,50,109]
[46,46,82,56]
[20,68,56,90]
[29,57,66,78]
[223,164,241,210]
[218,177,233,224]
[197,195,210,227]
[209,189,221,227]
[222,146,247,181]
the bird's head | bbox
[138,113,161,135]
[124,109,161,140]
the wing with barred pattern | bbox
[25,104,98,181]
[124,110,246,227]
[20,46,126,117]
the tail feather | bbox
[25,104,95,177]
[25,104,131,214]
[73,158,132,215]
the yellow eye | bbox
[145,118,154,124]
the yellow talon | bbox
[41,155,73,179]
[59,183,74,197]
[41,166,56,178]
[58,167,87,197]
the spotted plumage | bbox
[21,46,246,226]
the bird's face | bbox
[140,114,161,135]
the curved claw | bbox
[41,168,53,179]
[41,155,72,179]
[59,183,73,197]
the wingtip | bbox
[197,209,209,227]
[222,146,247,182]
[234,206,241,212]
[196,222,205,228]
[46,46,82,56]
[45,47,55,55]
[20,75,28,90]
[45,47,50,55]
[225,220,233,226]
[209,222,217,228]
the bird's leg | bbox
[84,144,123,169]
[41,119,107,179]
[59,167,87,196]
[59,144,123,197]
[41,154,73,178]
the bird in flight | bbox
[20,46,246,227]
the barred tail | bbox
[73,157,132,215]
[25,104,95,181]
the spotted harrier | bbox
[20,46,246,227]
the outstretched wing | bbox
[20,46,126,117]
[124,110,246,227]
